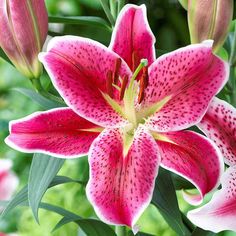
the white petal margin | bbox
[5,108,101,159]
[188,166,236,233]
[86,125,160,230]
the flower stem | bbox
[99,0,115,26]
[115,226,126,236]
[30,77,65,104]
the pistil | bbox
[123,59,148,126]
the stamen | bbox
[113,58,122,84]
[138,78,145,104]
[132,51,139,72]
[138,66,149,104]
[142,66,149,88]
[106,70,113,98]
[119,75,128,101]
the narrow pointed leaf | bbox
[0,186,28,218]
[53,216,116,236]
[191,227,215,236]
[151,168,191,236]
[0,48,12,65]
[171,173,195,190]
[28,153,65,222]
[13,88,63,109]
[48,16,111,31]
[1,175,84,218]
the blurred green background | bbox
[0,0,235,235]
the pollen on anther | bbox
[106,70,113,98]
[113,58,122,84]
[138,68,149,104]
[132,51,139,72]
[119,75,128,101]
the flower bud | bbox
[0,0,48,79]
[188,0,233,51]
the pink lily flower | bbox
[5,4,228,228]
[0,159,18,201]
[188,97,236,232]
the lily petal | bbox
[198,97,236,166]
[5,108,101,158]
[109,4,156,71]
[188,166,236,233]
[144,41,229,132]
[39,36,132,128]
[0,159,18,200]
[155,130,224,205]
[86,126,160,227]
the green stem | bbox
[115,226,126,236]
[99,0,115,26]
[109,0,117,19]
[30,78,65,104]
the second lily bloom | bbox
[0,0,48,79]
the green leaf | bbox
[191,227,216,236]
[216,47,229,61]
[178,0,188,10]
[0,48,12,65]
[48,16,111,31]
[53,215,116,236]
[152,168,191,236]
[13,88,63,109]
[1,175,84,218]
[171,173,195,190]
[28,154,65,222]
[1,186,28,218]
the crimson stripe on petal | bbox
[109,4,156,71]
[198,97,236,166]
[144,41,229,132]
[156,130,224,205]
[5,108,101,158]
[188,166,236,232]
[86,126,160,227]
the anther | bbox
[138,79,145,104]
[142,66,149,88]
[132,51,139,72]
[138,67,149,104]
[106,70,113,98]
[119,75,128,101]
[113,58,122,84]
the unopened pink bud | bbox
[188,0,233,51]
[0,0,48,79]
